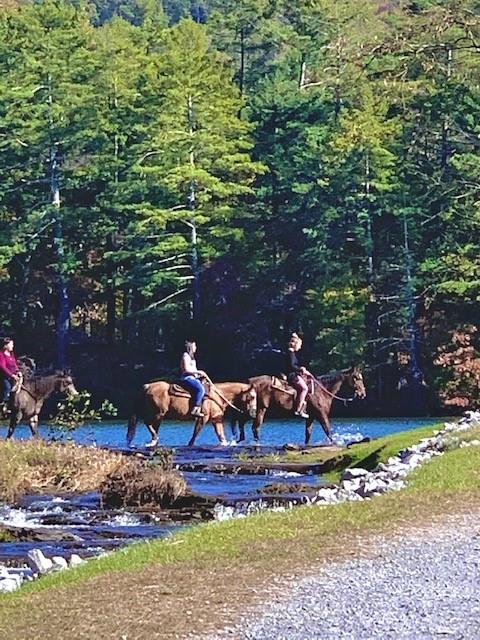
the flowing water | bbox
[0,417,442,565]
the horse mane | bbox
[317,369,350,386]
[23,372,60,397]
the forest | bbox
[0,0,478,415]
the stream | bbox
[0,417,440,565]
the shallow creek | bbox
[0,417,440,565]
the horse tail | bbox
[127,388,146,446]
[126,412,137,446]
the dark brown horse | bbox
[6,371,78,439]
[127,381,257,448]
[234,366,366,445]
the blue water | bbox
[0,416,443,564]
[0,416,443,449]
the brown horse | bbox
[6,371,78,439]
[234,366,366,445]
[127,381,257,448]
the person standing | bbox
[180,340,207,417]
[0,337,20,404]
[285,333,311,419]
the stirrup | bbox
[191,407,204,417]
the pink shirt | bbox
[0,351,18,379]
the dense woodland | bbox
[0,0,478,415]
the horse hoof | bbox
[146,440,158,449]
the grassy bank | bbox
[251,424,442,481]
[0,440,127,502]
[0,424,479,639]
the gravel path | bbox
[200,513,480,640]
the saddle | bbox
[168,380,211,399]
[271,375,296,396]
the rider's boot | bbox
[294,402,309,419]
[191,405,204,418]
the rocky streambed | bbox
[0,442,328,592]
[2,412,478,594]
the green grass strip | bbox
[0,423,478,607]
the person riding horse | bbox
[286,333,313,419]
[0,337,21,409]
[180,340,208,417]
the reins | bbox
[312,377,355,406]
[202,374,249,414]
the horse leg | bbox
[212,420,228,446]
[6,412,20,440]
[252,408,267,442]
[237,417,247,443]
[188,416,206,447]
[145,420,160,448]
[320,413,333,442]
[230,414,239,441]
[29,414,40,439]
[305,417,314,445]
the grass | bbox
[0,440,130,502]
[0,423,479,639]
[254,424,443,482]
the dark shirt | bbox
[285,349,303,375]
[0,352,19,380]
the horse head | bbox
[241,384,257,418]
[346,366,366,400]
[56,370,79,397]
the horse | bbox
[5,371,79,439]
[127,381,257,448]
[233,366,366,445]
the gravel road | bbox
[200,513,480,640]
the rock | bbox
[314,488,339,504]
[69,554,84,568]
[5,567,33,580]
[0,577,20,593]
[27,549,53,575]
[341,478,362,493]
[402,453,424,467]
[51,556,68,571]
[341,468,370,481]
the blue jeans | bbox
[181,375,205,407]
[1,378,12,403]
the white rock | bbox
[69,554,84,568]
[341,478,362,493]
[341,468,370,481]
[51,556,68,571]
[402,453,424,467]
[315,488,339,503]
[0,577,20,592]
[27,549,53,575]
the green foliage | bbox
[53,391,118,429]
[0,0,478,410]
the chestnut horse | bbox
[127,381,257,448]
[6,371,78,439]
[234,366,366,445]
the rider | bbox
[286,332,311,419]
[0,337,20,406]
[180,340,207,417]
